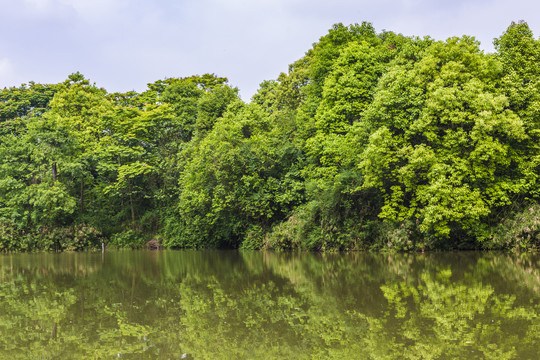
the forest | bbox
[1,21,540,252]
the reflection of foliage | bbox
[0,278,77,359]
[0,251,537,359]
[176,277,310,359]
[369,269,539,359]
[93,304,150,358]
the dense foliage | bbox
[1,21,540,251]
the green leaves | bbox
[167,102,304,248]
[359,36,532,241]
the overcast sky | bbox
[1,0,539,100]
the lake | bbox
[0,250,538,359]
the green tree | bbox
[166,102,304,248]
[494,21,540,198]
[361,37,527,245]
[0,82,59,138]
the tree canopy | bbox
[1,22,540,251]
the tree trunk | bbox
[51,322,57,339]
[80,178,84,213]
[129,180,135,222]
[51,163,57,183]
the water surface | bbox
[0,250,538,359]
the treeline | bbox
[1,21,540,251]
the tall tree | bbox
[361,37,527,244]
[166,102,304,248]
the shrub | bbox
[485,203,540,250]
[109,228,149,249]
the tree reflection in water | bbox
[0,251,538,359]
